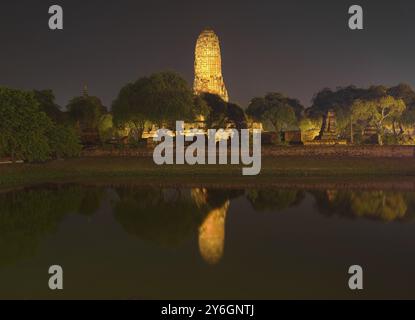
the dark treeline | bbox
[2,71,415,162]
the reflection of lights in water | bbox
[191,188,208,208]
[326,190,338,202]
[191,188,230,265]
[198,201,229,265]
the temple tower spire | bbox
[193,28,229,102]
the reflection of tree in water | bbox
[113,187,244,264]
[6,184,415,270]
[313,190,412,222]
[113,187,206,248]
[0,185,104,266]
[246,189,305,212]
[402,193,415,221]
[351,192,407,221]
[79,188,104,217]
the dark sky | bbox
[1,0,414,108]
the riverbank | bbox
[2,156,415,190]
[82,145,415,158]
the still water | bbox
[0,184,414,299]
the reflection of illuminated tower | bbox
[198,201,229,265]
[326,190,338,202]
[191,188,229,265]
[191,188,209,208]
[194,28,229,102]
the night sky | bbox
[1,0,414,108]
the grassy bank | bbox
[1,156,415,190]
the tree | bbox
[401,109,415,127]
[48,124,82,159]
[227,103,247,129]
[97,113,115,143]
[388,83,415,110]
[201,93,228,128]
[279,94,304,120]
[113,72,197,138]
[307,86,372,139]
[388,83,415,139]
[33,90,63,123]
[146,71,195,127]
[246,93,299,142]
[112,79,151,140]
[67,95,106,131]
[199,93,248,129]
[351,96,406,145]
[245,97,264,121]
[0,87,52,162]
[192,95,210,121]
[308,86,368,118]
[299,117,322,132]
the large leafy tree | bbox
[201,93,228,128]
[48,124,82,159]
[308,86,367,117]
[388,83,415,109]
[192,95,210,121]
[246,93,299,142]
[113,72,197,138]
[388,83,415,138]
[97,113,115,143]
[307,86,369,135]
[351,95,406,145]
[227,103,247,129]
[33,90,64,123]
[200,93,247,129]
[112,79,150,140]
[306,85,407,141]
[0,87,52,162]
[146,71,195,127]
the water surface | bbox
[0,184,414,299]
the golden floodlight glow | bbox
[198,201,229,265]
[194,28,229,102]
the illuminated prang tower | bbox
[194,28,229,102]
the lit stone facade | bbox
[194,29,229,102]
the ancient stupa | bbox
[317,110,338,141]
[307,109,347,145]
[194,28,229,102]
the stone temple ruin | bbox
[304,110,347,145]
[194,28,229,102]
[317,110,339,141]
